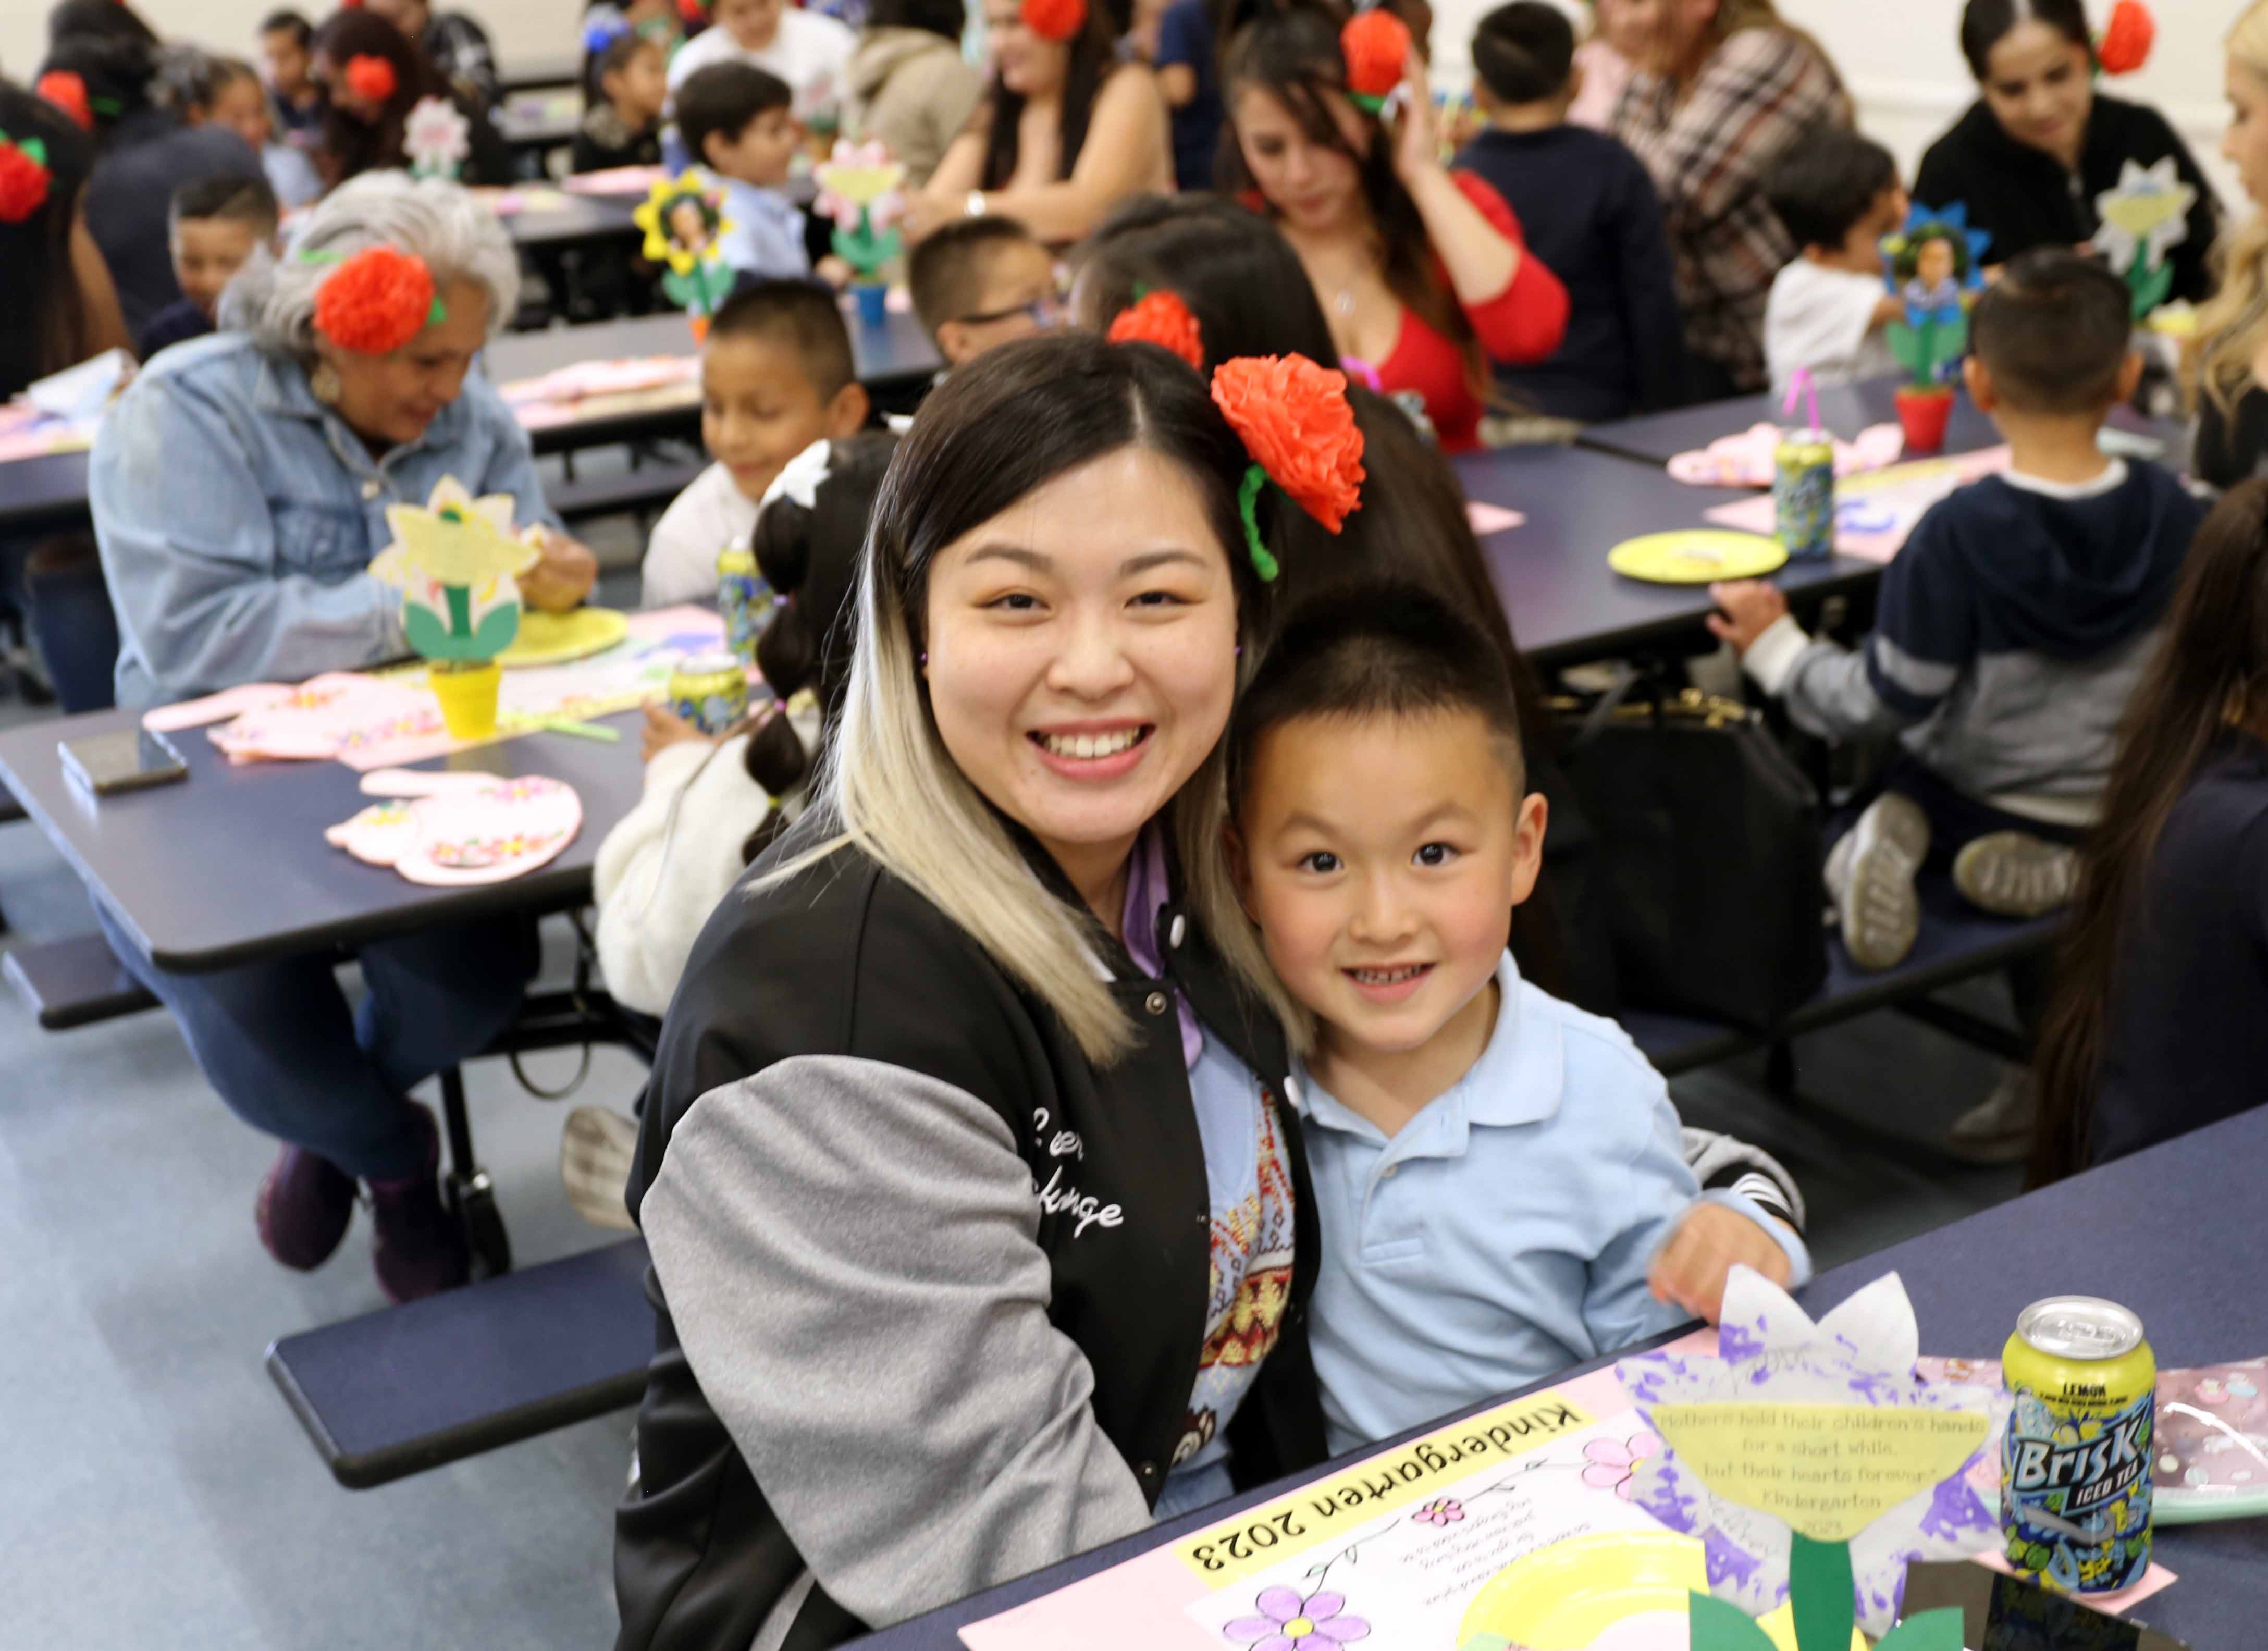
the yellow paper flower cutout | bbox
[633,170,736,277]
[371,475,537,590]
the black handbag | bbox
[1552,671,1826,1031]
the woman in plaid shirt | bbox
[1612,0,1849,398]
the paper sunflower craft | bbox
[634,170,738,316]
[2095,156,2197,318]
[812,139,906,279]
[1878,204,1990,387]
[367,477,539,662]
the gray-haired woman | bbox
[85,171,596,1302]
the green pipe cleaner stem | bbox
[1237,465,1278,582]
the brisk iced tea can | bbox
[1773,434,1835,560]
[668,650,750,735]
[716,536,775,665]
[2002,1295,2155,1594]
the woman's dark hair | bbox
[0,81,98,402]
[39,16,161,143]
[1079,192,1342,368]
[1217,6,1483,393]
[978,1,1119,191]
[868,0,968,42]
[739,432,901,860]
[48,0,159,52]
[2033,482,2268,1184]
[1958,0,2093,81]
[311,9,449,187]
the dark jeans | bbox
[95,904,536,1180]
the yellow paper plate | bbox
[498,607,631,668]
[1608,531,1789,585]
[1453,1531,1860,1651]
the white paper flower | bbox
[2094,156,2196,275]
[404,95,472,180]
[814,138,907,231]
[762,438,833,512]
[1616,1270,2010,1638]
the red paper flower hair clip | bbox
[1342,7,1412,114]
[1108,290,1205,369]
[343,53,399,107]
[0,129,54,225]
[2097,0,2153,75]
[35,70,93,130]
[311,244,446,354]
[1022,0,1087,44]
[1209,355,1366,581]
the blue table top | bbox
[854,1106,2268,1650]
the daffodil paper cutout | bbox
[813,139,906,279]
[1879,203,1990,388]
[368,476,538,662]
[634,170,738,314]
[1616,1269,2008,1648]
[2095,157,2197,318]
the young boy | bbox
[1229,587,1810,1453]
[908,216,1060,371]
[258,9,323,140]
[642,279,870,607]
[1452,1,1683,423]
[1762,129,1910,394]
[574,31,669,171]
[137,173,280,361]
[1712,249,2207,971]
[676,62,842,285]
[667,0,855,128]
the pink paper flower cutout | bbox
[1223,1587,1370,1651]
[1580,1431,1663,1498]
[1410,1498,1465,1527]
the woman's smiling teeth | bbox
[1349,964,1431,985]
[1034,728,1149,759]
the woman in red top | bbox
[1219,5,1566,453]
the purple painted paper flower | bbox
[1222,1586,1370,1650]
[1410,1498,1464,1526]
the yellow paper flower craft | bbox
[372,475,536,589]
[633,170,735,277]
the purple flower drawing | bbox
[1410,1498,1465,1527]
[1580,1432,1663,1497]
[1223,1587,1371,1650]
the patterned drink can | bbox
[2001,1296,2155,1594]
[1773,434,1836,560]
[667,650,750,735]
[717,535,775,665]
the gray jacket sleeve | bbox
[639,1054,1156,1628]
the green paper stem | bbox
[1237,464,1278,582]
[444,584,474,639]
[1789,1534,1855,1651]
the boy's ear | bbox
[1507,790,1549,911]
[1961,352,1994,412]
[934,319,971,366]
[699,130,724,169]
[2114,348,2144,405]
[826,379,871,437]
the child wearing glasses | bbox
[908,215,1062,371]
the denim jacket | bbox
[90,332,560,707]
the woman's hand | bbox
[642,702,714,762]
[1387,61,1444,188]
[516,527,599,613]
[1648,1201,1793,1323]
[1706,580,1789,655]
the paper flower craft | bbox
[311,244,444,354]
[1211,355,1367,581]
[404,94,471,180]
[1617,1269,2007,1646]
[2095,156,2197,318]
[34,70,92,130]
[1021,0,1088,44]
[1341,7,1411,112]
[2097,0,2154,75]
[0,129,52,224]
[367,476,538,662]
[1109,289,1206,368]
[634,171,738,319]
[343,53,399,108]
[1879,204,1989,388]
[812,139,906,280]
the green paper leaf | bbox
[1789,1534,1855,1651]
[1688,1592,1780,1651]
[1876,1607,1965,1651]
[469,602,521,657]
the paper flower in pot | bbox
[634,170,738,317]
[813,139,907,278]
[1616,1269,2008,1645]
[1341,8,1412,113]
[2095,156,2196,318]
[367,476,539,661]
[404,94,472,180]
[1879,203,1989,387]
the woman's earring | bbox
[309,361,342,405]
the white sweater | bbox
[593,708,820,1017]
[642,461,760,610]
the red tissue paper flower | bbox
[1022,0,1088,43]
[2097,0,2153,75]
[1341,8,1412,101]
[1211,355,1366,533]
[343,53,399,107]
[1108,291,1205,369]
[0,135,53,225]
[35,71,93,130]
[313,244,437,355]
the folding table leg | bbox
[437,1064,513,1279]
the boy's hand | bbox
[642,702,713,763]
[1649,1201,1793,1323]
[1705,580,1789,656]
[815,253,854,289]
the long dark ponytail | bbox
[2033,480,2268,1183]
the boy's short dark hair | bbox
[169,170,279,235]
[1230,583,1527,810]
[260,8,312,45]
[908,216,1044,338]
[1764,127,1898,252]
[710,277,856,400]
[1470,2,1574,106]
[675,60,792,164]
[1970,247,2134,414]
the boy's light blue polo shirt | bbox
[717,176,812,282]
[1297,952,1811,1455]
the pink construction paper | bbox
[143,682,295,733]
[1466,501,1526,536]
[325,775,581,886]
[1668,422,1906,488]
[1704,447,2012,564]
[562,164,669,196]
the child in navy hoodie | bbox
[1709,249,2204,970]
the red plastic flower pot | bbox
[1894,384,1955,455]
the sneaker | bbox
[1953,832,2080,918]
[1941,1068,2037,1165]
[1829,793,1931,970]
[561,1106,640,1233]
[367,1102,470,1303]
[255,1145,356,1271]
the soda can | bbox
[717,535,776,665]
[668,650,751,735]
[2001,1295,2155,1594]
[1773,435,1836,560]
